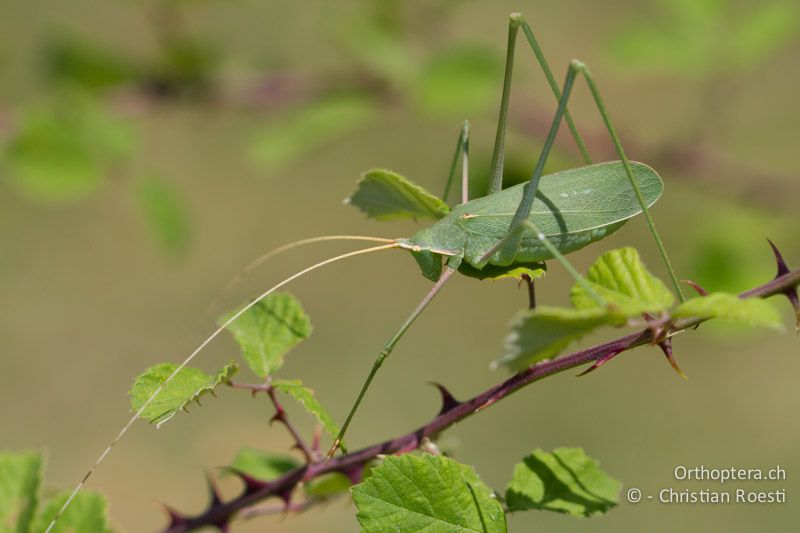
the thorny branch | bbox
[163,247,800,532]
[229,380,314,463]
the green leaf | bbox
[136,177,191,256]
[129,361,237,426]
[673,293,783,330]
[346,169,450,221]
[415,45,503,116]
[352,454,506,533]
[493,307,615,371]
[458,261,546,282]
[2,90,135,203]
[220,293,312,378]
[43,34,139,91]
[734,2,799,68]
[571,247,674,316]
[305,472,352,499]
[272,379,340,441]
[250,96,377,169]
[0,450,42,533]
[31,490,111,533]
[506,447,621,517]
[226,447,300,481]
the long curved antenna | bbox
[45,242,400,533]
[207,235,395,314]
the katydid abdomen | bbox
[401,161,663,270]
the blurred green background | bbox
[2,0,799,531]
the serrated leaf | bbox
[352,454,506,533]
[571,247,674,316]
[136,177,191,256]
[0,450,42,533]
[272,379,339,441]
[220,293,311,378]
[415,45,503,116]
[2,90,135,203]
[129,361,237,426]
[493,307,616,371]
[346,169,450,221]
[31,490,111,533]
[673,293,783,330]
[250,96,377,169]
[225,447,300,481]
[459,261,546,282]
[506,447,621,517]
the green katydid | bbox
[48,13,683,528]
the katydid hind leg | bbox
[327,266,457,457]
[487,14,591,196]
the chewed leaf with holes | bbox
[352,454,507,533]
[506,447,621,517]
[31,490,111,533]
[0,450,42,532]
[346,169,450,221]
[571,247,674,316]
[220,292,312,378]
[493,307,617,371]
[272,379,340,441]
[673,293,783,330]
[129,361,237,426]
[225,447,300,481]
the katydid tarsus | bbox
[48,13,683,529]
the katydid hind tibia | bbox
[48,13,682,530]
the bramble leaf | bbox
[31,490,111,533]
[250,96,377,169]
[571,247,674,316]
[459,261,546,282]
[226,447,300,481]
[352,454,506,533]
[305,472,352,498]
[2,90,134,203]
[346,169,450,221]
[220,293,312,378]
[506,447,621,517]
[673,293,783,330]
[272,379,339,441]
[493,307,615,371]
[129,361,237,426]
[136,177,191,256]
[0,450,42,533]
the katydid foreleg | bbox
[441,120,471,205]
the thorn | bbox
[231,469,268,495]
[337,463,365,485]
[768,239,790,276]
[576,350,621,377]
[206,471,223,507]
[428,382,461,415]
[768,239,800,331]
[681,279,708,297]
[270,412,282,425]
[159,503,187,528]
[658,338,688,380]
